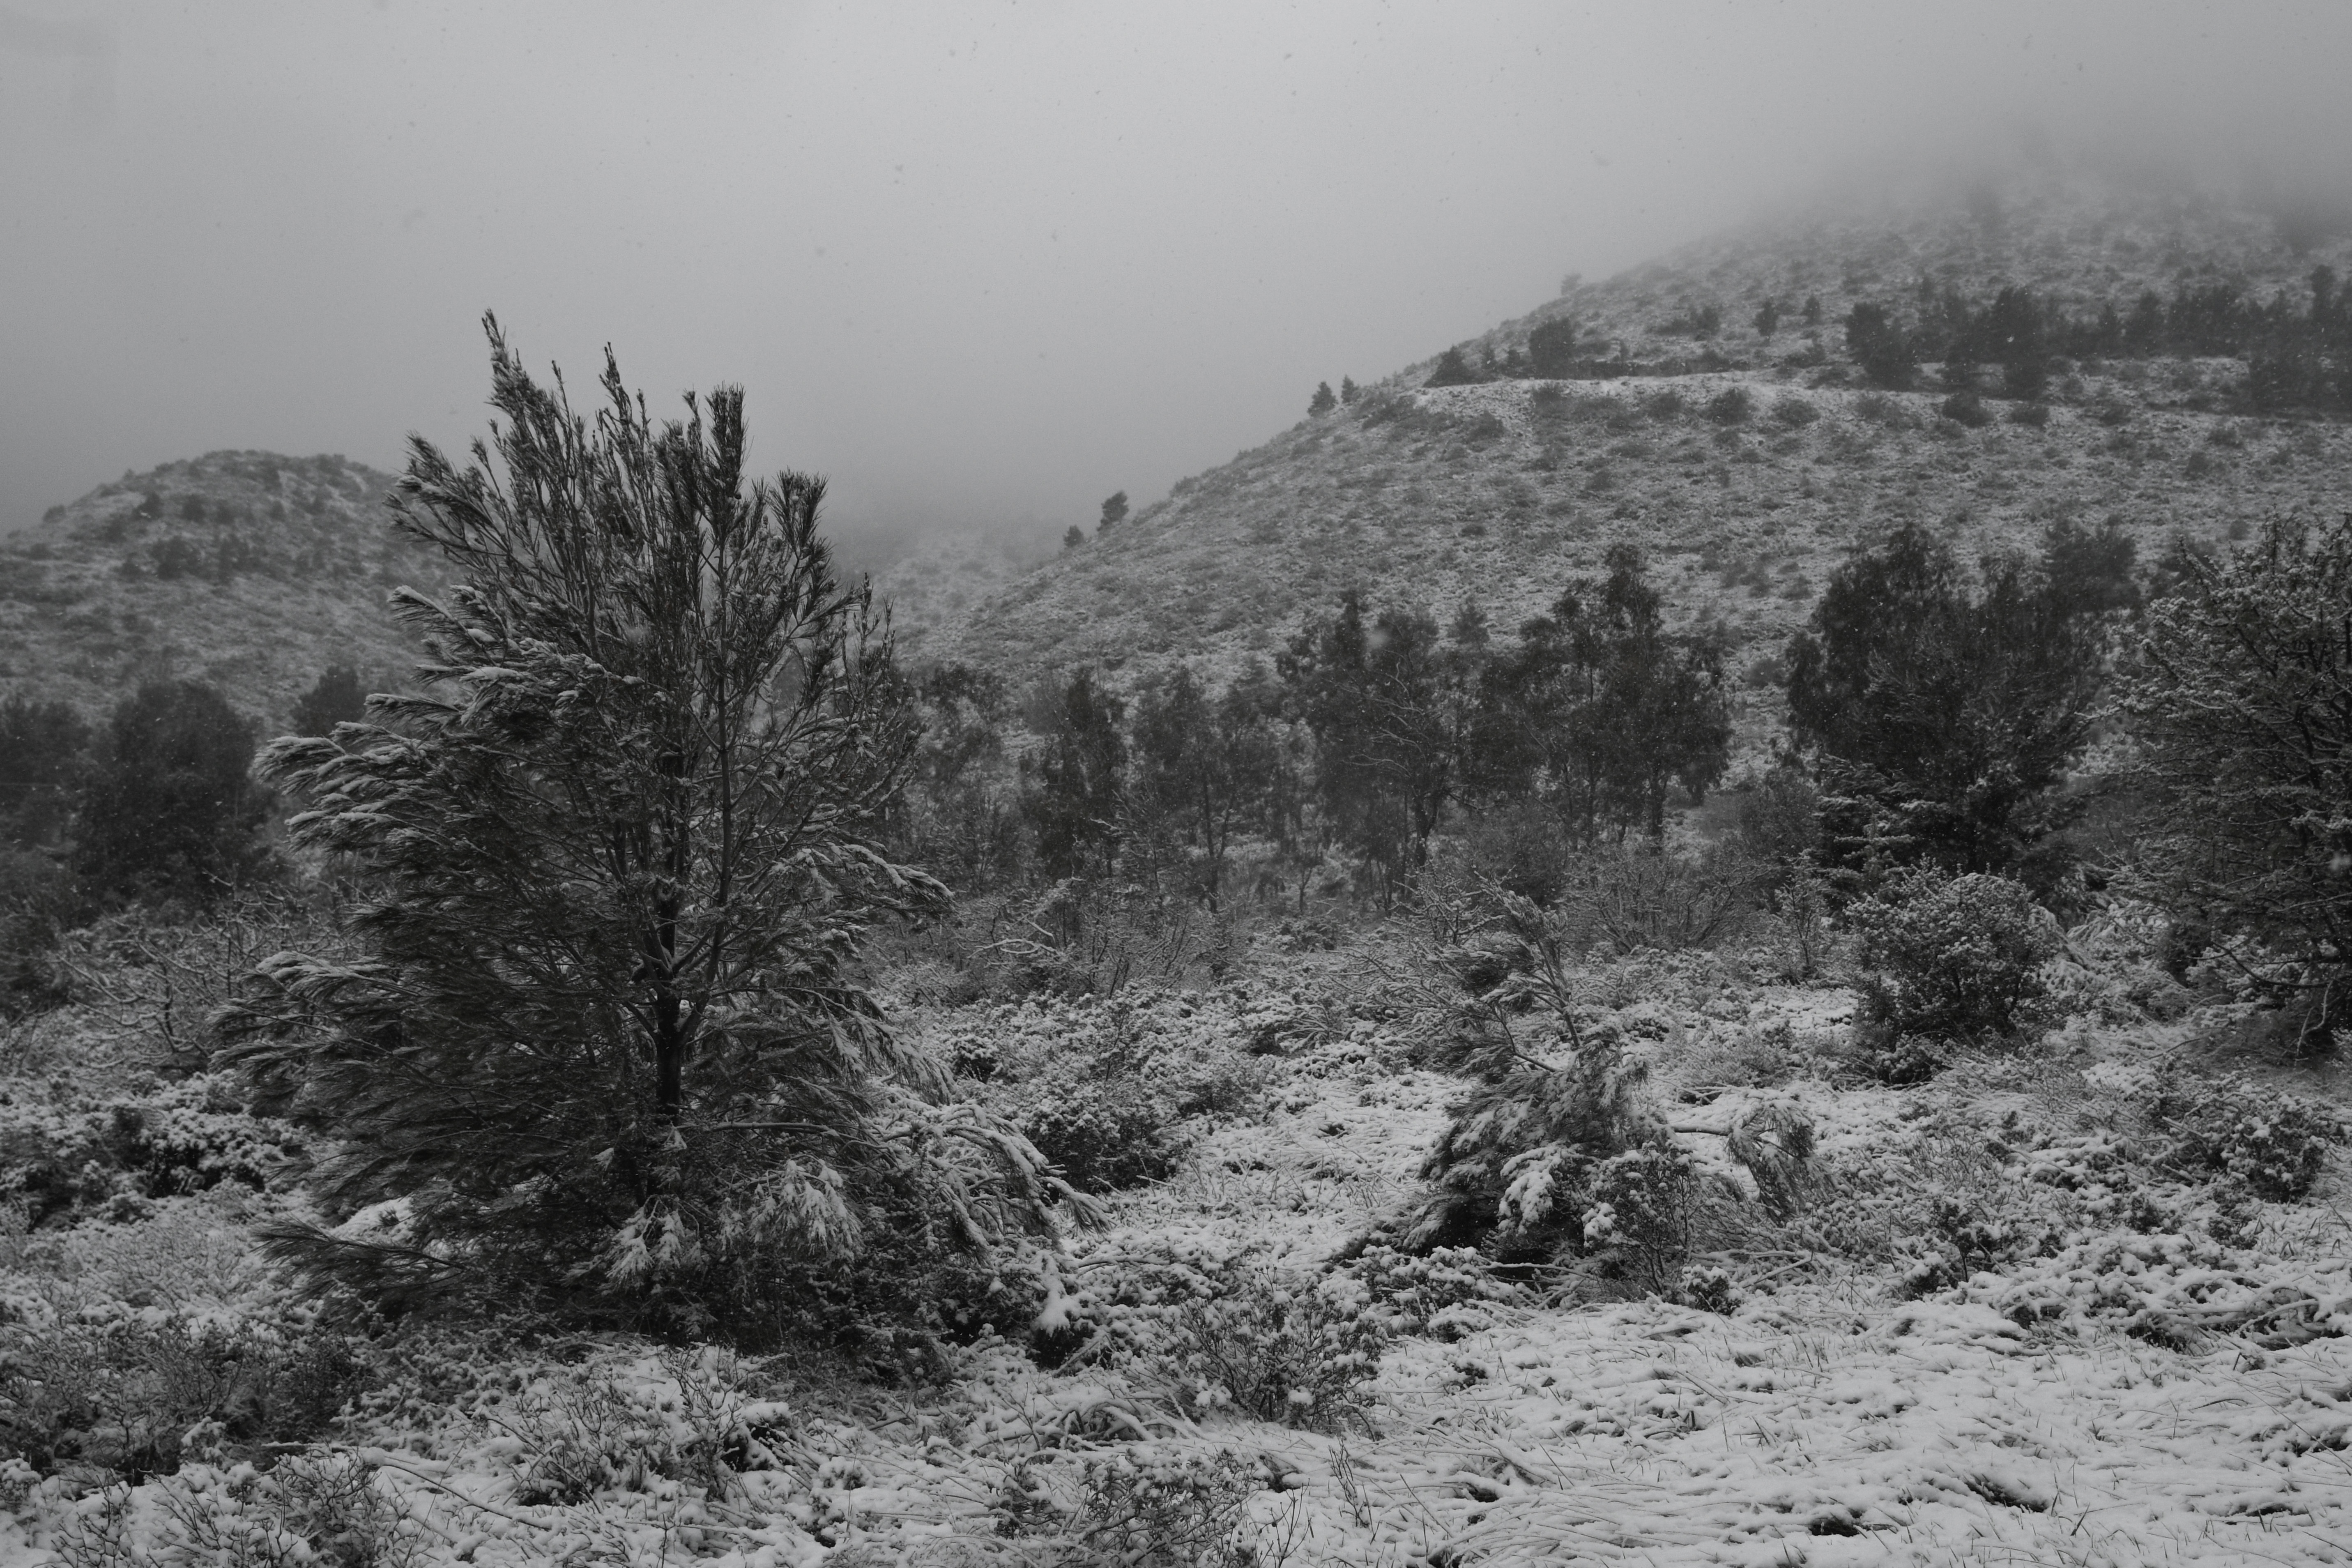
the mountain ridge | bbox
[886,168,2352,700]
[0,450,429,728]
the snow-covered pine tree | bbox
[227,318,1085,1336]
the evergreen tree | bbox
[1753,300,1781,338]
[1983,286,2049,400]
[1280,593,1452,900]
[1528,318,1581,378]
[290,665,367,737]
[1022,669,1127,880]
[1469,547,1730,843]
[1132,666,1278,906]
[2122,514,2352,1047]
[1063,525,1086,551]
[1844,302,1915,387]
[1339,376,1359,405]
[1425,347,1481,388]
[1786,523,2115,883]
[223,322,1069,1333]
[74,681,269,904]
[0,696,89,850]
[1308,381,1337,416]
[1098,491,1129,532]
[898,663,1019,888]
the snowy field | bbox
[2,944,2347,1568]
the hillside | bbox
[0,451,433,727]
[900,169,2352,696]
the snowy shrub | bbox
[0,1075,302,1225]
[1897,1188,2052,1296]
[943,1032,999,1081]
[1022,1082,1183,1193]
[48,1456,433,1568]
[1843,1031,1947,1086]
[1411,1039,1663,1255]
[753,1210,1050,1381]
[1724,1096,1816,1218]
[2147,1066,2342,1200]
[1576,1144,1701,1291]
[0,1311,370,1480]
[1161,1269,1385,1430]
[467,1350,792,1506]
[1849,867,2057,1045]
[1069,1448,1259,1568]
[1340,1243,1520,1339]
[1410,883,1740,1289]
[1677,1263,1742,1314]
[2201,1175,2265,1248]
[1049,1241,1388,1431]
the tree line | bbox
[892,543,1733,909]
[1415,272,2352,415]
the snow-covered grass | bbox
[1,930,2347,1566]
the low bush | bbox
[1853,391,1917,429]
[1339,1243,1519,1339]
[1409,976,1671,1254]
[0,1076,305,1226]
[1160,1269,1384,1429]
[1049,1240,1388,1431]
[1069,1448,1260,1568]
[466,1349,792,1506]
[0,1310,371,1481]
[2147,1066,2342,1200]
[1771,395,1820,428]
[1938,390,1991,427]
[1848,867,2057,1045]
[1021,1082,1184,1193]
[1705,388,1753,425]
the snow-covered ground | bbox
[5,956,2348,1566]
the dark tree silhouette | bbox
[1425,347,1481,388]
[1786,523,2118,884]
[1469,546,1731,843]
[290,665,367,737]
[1281,592,1452,900]
[0,696,89,850]
[1022,669,1127,881]
[1844,302,1915,387]
[1132,666,1279,907]
[75,680,269,904]
[1528,318,1581,378]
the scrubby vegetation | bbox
[6,180,2352,1560]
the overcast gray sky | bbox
[3,1,2348,551]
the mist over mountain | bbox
[888,161,2352,698]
